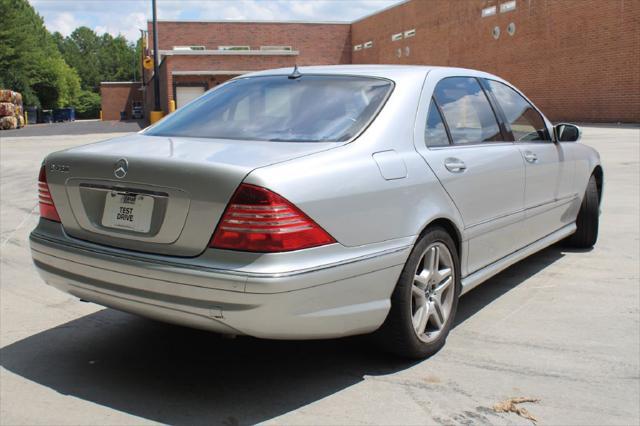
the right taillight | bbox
[210,183,335,252]
[38,165,61,222]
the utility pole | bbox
[139,29,146,87]
[150,0,163,123]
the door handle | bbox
[444,158,467,173]
[523,151,538,163]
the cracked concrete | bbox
[1,124,638,425]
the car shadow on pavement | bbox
[0,246,565,425]
[454,245,565,327]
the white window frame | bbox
[218,45,251,51]
[404,29,416,38]
[363,41,373,49]
[173,45,205,51]
[391,32,403,42]
[353,44,363,51]
[260,45,292,51]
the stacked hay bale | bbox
[0,90,24,130]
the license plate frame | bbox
[101,192,155,233]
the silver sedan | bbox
[30,65,602,358]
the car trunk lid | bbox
[44,133,338,256]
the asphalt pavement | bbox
[0,119,145,137]
[0,125,638,425]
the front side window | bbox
[146,75,393,142]
[433,77,503,145]
[425,98,450,147]
[486,80,550,142]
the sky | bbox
[29,0,405,42]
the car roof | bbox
[241,65,501,82]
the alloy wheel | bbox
[411,242,455,342]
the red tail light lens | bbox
[38,165,61,222]
[210,184,336,252]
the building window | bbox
[363,41,373,49]
[353,44,363,51]
[500,1,516,13]
[173,46,205,51]
[391,32,403,41]
[260,46,292,51]
[404,29,416,38]
[218,46,250,51]
[482,6,497,17]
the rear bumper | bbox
[30,221,410,339]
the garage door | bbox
[176,86,205,108]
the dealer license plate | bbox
[101,192,154,233]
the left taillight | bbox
[38,165,61,222]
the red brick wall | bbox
[148,21,352,66]
[100,83,142,121]
[352,0,640,123]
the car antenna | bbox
[288,64,302,79]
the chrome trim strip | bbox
[465,208,524,230]
[30,231,412,279]
[465,195,579,230]
[79,183,169,198]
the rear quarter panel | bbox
[244,69,464,259]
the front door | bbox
[418,76,526,274]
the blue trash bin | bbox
[39,110,53,123]
[53,108,76,122]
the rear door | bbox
[417,76,526,274]
[483,79,572,244]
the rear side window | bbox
[433,77,503,145]
[486,80,550,142]
[425,98,450,147]
[145,75,393,142]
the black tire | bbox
[565,175,599,248]
[375,226,461,359]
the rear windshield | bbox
[145,75,393,142]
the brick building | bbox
[101,0,639,123]
[99,82,143,121]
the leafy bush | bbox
[74,90,101,119]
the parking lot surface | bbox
[1,119,144,137]
[1,125,638,425]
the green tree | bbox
[0,0,81,108]
[59,26,102,91]
[0,0,139,117]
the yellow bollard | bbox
[99,110,103,121]
[149,110,164,124]
[24,111,28,127]
[169,100,176,113]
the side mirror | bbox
[555,123,581,142]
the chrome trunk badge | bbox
[114,159,128,179]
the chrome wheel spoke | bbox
[412,284,427,306]
[430,299,445,329]
[434,267,452,285]
[412,302,429,335]
[414,271,429,289]
[425,246,439,276]
[433,275,452,296]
